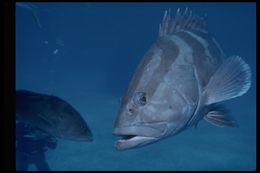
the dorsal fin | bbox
[159,8,208,37]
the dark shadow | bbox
[16,120,58,171]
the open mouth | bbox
[121,135,137,140]
[113,129,161,150]
[115,134,158,150]
[113,124,167,150]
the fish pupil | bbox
[140,96,146,105]
[128,108,134,113]
[133,92,147,106]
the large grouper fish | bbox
[16,89,93,141]
[113,8,251,150]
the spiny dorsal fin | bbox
[159,8,208,37]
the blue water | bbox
[16,2,256,171]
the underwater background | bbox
[16,2,256,171]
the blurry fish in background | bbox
[16,119,58,171]
[16,89,93,142]
[19,124,51,140]
[16,117,51,140]
[16,2,43,29]
[113,8,251,150]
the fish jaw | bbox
[115,136,159,151]
[113,125,167,150]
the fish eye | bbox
[128,108,134,113]
[133,92,146,106]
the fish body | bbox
[113,8,251,150]
[16,90,93,141]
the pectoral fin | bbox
[203,56,251,105]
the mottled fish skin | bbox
[113,8,251,150]
[16,90,93,142]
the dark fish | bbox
[16,90,93,141]
[113,8,251,150]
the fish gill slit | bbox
[172,87,190,111]
[186,66,202,127]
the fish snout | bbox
[113,124,168,150]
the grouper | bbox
[16,89,93,141]
[113,8,251,150]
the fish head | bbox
[68,123,93,142]
[113,35,193,150]
[113,80,189,150]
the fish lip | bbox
[114,136,159,151]
[113,124,167,137]
[113,125,167,150]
